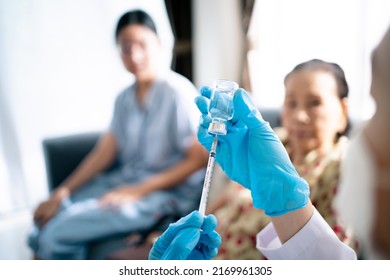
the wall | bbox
[193,0,244,88]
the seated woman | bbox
[208,59,359,259]
[28,10,208,260]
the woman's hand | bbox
[99,184,147,207]
[33,187,69,227]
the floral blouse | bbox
[213,129,359,260]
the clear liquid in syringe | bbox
[198,135,218,216]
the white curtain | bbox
[0,0,173,213]
[248,0,390,121]
[0,90,27,213]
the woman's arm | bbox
[56,132,117,195]
[136,136,208,195]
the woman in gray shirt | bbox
[29,10,207,260]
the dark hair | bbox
[284,59,349,100]
[115,10,157,41]
[284,59,350,136]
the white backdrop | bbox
[0,0,174,213]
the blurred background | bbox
[0,0,389,259]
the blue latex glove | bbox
[195,87,310,216]
[148,211,221,260]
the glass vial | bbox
[208,79,239,135]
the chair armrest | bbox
[42,132,100,191]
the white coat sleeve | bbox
[256,207,357,259]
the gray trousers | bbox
[28,171,191,259]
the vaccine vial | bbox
[208,79,239,135]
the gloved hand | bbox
[195,87,310,216]
[148,211,221,260]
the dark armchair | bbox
[43,132,101,191]
[42,132,177,259]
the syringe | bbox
[198,134,218,216]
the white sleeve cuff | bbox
[256,206,357,260]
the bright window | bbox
[248,0,390,121]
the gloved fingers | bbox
[232,89,265,129]
[174,210,204,228]
[154,211,202,250]
[194,95,210,115]
[192,231,222,260]
[161,227,200,260]
[206,246,219,259]
[186,233,221,260]
[199,114,212,129]
[187,249,206,260]
[188,245,216,260]
[199,86,212,98]
[201,214,218,233]
[198,243,219,259]
[195,95,211,132]
[199,230,222,248]
[148,211,204,260]
[197,124,213,151]
[214,138,237,181]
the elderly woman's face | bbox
[281,70,347,157]
[117,24,160,82]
